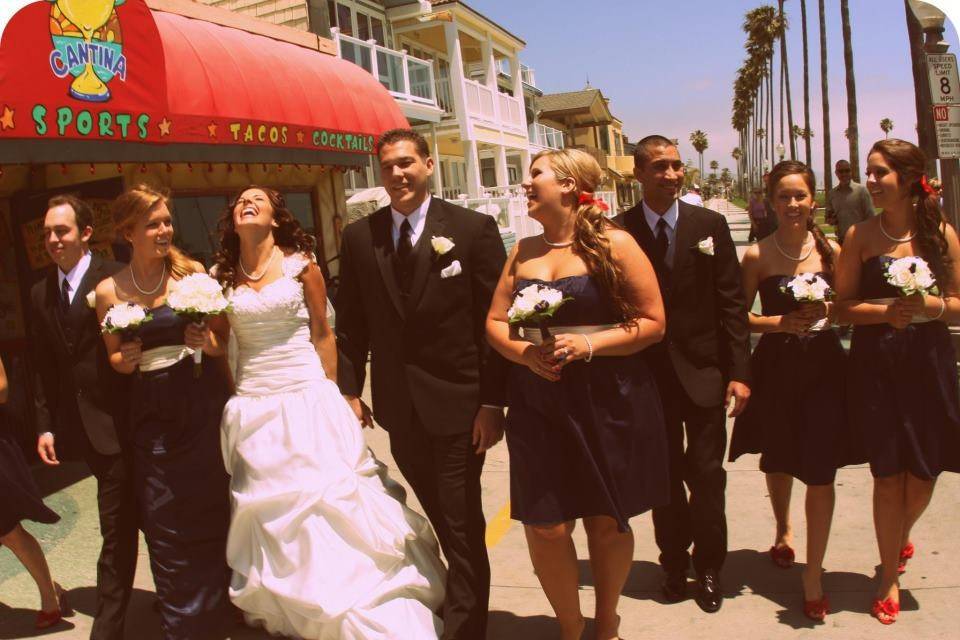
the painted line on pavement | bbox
[485,501,512,548]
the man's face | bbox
[43,204,91,271]
[379,140,434,213]
[835,163,852,187]
[634,145,684,203]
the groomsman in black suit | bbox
[614,135,751,613]
[335,128,507,640]
[30,195,138,640]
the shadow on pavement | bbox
[487,610,557,639]
[577,559,664,602]
[32,462,91,499]
[0,603,77,639]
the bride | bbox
[204,186,445,639]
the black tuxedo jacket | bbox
[336,198,508,436]
[29,254,128,455]
[614,200,750,407]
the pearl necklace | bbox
[542,235,573,248]
[773,232,814,262]
[879,215,916,243]
[130,262,166,295]
[239,246,278,281]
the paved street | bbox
[2,200,958,639]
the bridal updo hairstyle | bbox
[870,138,952,290]
[112,184,194,280]
[532,148,640,324]
[767,160,835,274]
[213,186,316,286]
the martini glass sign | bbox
[48,0,127,103]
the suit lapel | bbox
[671,202,696,290]
[371,209,405,320]
[624,207,655,254]
[405,198,447,315]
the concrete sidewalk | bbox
[2,199,958,639]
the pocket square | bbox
[441,260,462,279]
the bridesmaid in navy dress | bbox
[835,139,960,625]
[487,148,667,640]
[729,161,854,622]
[95,185,232,640]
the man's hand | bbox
[472,406,505,454]
[37,433,59,465]
[345,395,374,429]
[725,381,751,417]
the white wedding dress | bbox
[220,252,445,639]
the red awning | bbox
[0,0,409,164]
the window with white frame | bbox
[327,1,388,45]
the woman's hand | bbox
[119,339,143,366]
[778,310,816,335]
[522,343,560,382]
[543,333,589,368]
[184,321,209,351]
[887,295,923,329]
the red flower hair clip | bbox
[921,175,936,196]
[578,192,610,212]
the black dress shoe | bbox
[661,571,687,603]
[695,571,723,613]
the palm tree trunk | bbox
[801,0,812,165]
[769,59,775,168]
[781,0,797,160]
[819,0,832,193]
[840,0,861,182]
[905,1,939,178]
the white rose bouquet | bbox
[101,302,153,338]
[883,256,939,297]
[781,272,834,332]
[508,283,571,339]
[166,273,230,377]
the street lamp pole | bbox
[907,0,959,229]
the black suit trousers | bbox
[651,364,728,576]
[83,435,139,640]
[389,416,489,640]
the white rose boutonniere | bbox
[431,235,455,256]
[85,290,97,309]
[697,237,715,256]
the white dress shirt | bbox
[57,251,92,304]
[391,195,431,250]
[642,199,679,267]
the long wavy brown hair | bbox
[767,160,835,274]
[112,184,194,280]
[870,139,953,290]
[213,186,316,286]
[532,148,640,324]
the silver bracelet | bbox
[582,334,594,362]
[932,296,947,320]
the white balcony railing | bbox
[529,123,565,150]
[331,28,438,108]
[460,78,525,132]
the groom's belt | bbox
[518,324,619,346]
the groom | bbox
[614,135,751,613]
[335,128,507,639]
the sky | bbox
[469,0,960,185]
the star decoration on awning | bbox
[0,106,14,131]
[158,117,172,137]
[296,130,305,144]
[207,122,218,138]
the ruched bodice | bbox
[139,304,188,351]
[227,253,326,395]
[514,275,619,326]
[860,255,906,299]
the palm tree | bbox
[732,147,743,193]
[818,0,832,192]
[880,118,894,138]
[800,0,812,165]
[690,130,709,180]
[778,0,797,159]
[840,0,861,181]
[710,160,720,173]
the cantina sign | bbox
[0,0,387,154]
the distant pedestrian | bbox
[825,159,875,244]
[680,184,704,207]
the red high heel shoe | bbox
[35,584,69,630]
[769,544,795,569]
[898,542,915,574]
[872,597,899,625]
[803,595,830,622]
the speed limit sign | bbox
[927,54,960,106]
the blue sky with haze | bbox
[473,0,960,183]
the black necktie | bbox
[654,218,670,267]
[397,218,414,293]
[60,278,71,315]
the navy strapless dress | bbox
[130,305,232,639]
[0,406,59,536]
[729,274,857,485]
[505,276,669,532]
[848,256,960,479]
